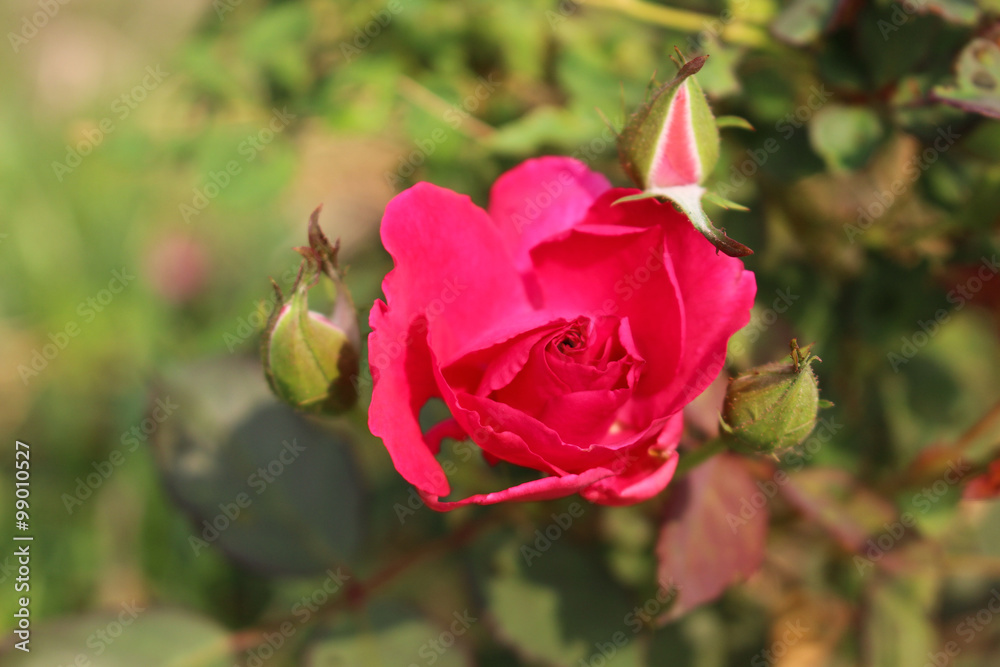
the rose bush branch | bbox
[228,511,502,657]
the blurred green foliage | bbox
[2,0,1000,665]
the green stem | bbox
[674,437,727,477]
[586,0,778,51]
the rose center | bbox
[557,331,584,352]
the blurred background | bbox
[2,0,1000,665]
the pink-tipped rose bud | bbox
[619,56,719,192]
[720,340,823,455]
[617,55,752,257]
[262,208,360,415]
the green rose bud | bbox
[720,340,823,455]
[262,208,360,415]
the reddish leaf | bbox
[964,459,1000,500]
[655,454,767,622]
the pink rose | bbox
[368,157,756,510]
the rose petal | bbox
[419,466,617,510]
[538,388,633,446]
[581,413,683,506]
[455,389,672,474]
[650,81,702,188]
[566,189,755,422]
[423,418,468,455]
[376,182,536,365]
[652,200,756,417]
[369,182,542,495]
[450,391,571,475]
[482,324,572,405]
[368,314,450,496]
[488,157,610,271]
[529,219,685,431]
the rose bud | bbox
[262,207,360,415]
[720,340,823,455]
[616,53,753,257]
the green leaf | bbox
[482,539,644,667]
[771,0,838,46]
[240,5,312,92]
[856,2,942,91]
[486,107,603,156]
[302,600,473,667]
[153,358,366,576]
[933,38,1000,119]
[864,579,937,667]
[808,104,884,172]
[649,185,754,257]
[703,191,750,211]
[695,44,744,99]
[715,116,754,131]
[647,610,722,667]
[919,0,980,24]
[3,609,232,667]
[612,191,663,206]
